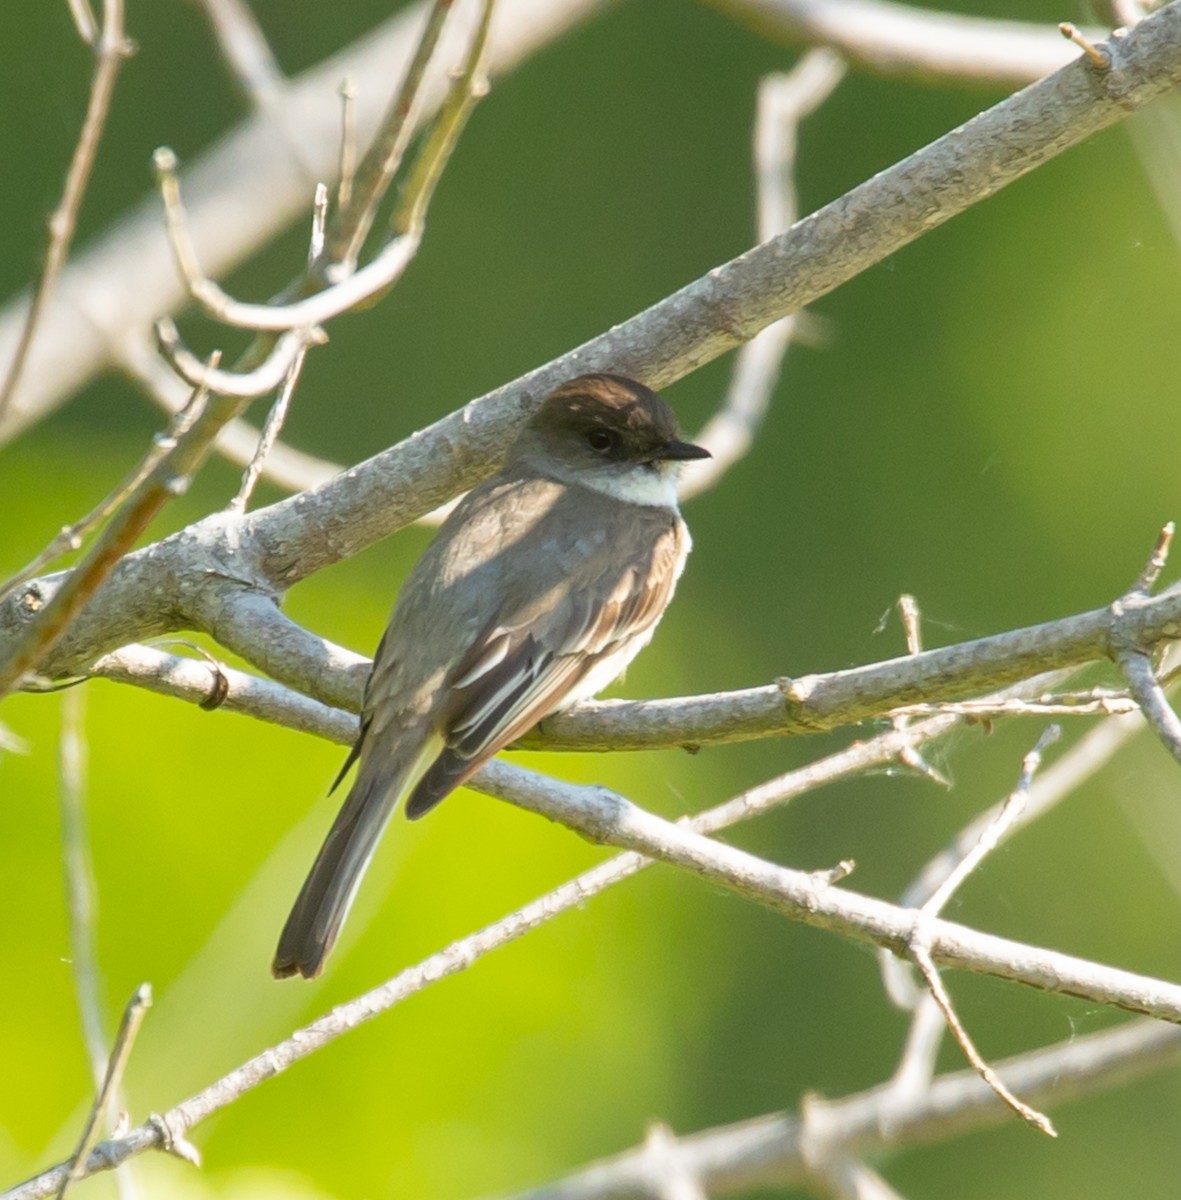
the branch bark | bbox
[497,1019,1181,1200]
[5,4,1181,689]
[9,755,1181,1200]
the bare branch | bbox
[227,348,307,513]
[0,0,132,420]
[640,1124,708,1200]
[1060,22,1115,70]
[14,520,1181,752]
[152,146,423,331]
[467,760,1181,1019]
[196,0,283,107]
[499,1020,1181,1200]
[55,984,151,1200]
[680,51,845,502]
[1131,520,1174,594]
[710,0,1106,87]
[121,335,344,493]
[888,690,1136,718]
[90,643,358,743]
[0,362,250,696]
[153,320,319,398]
[337,80,358,211]
[1116,647,1181,764]
[65,0,99,46]
[1112,523,1181,762]
[922,725,1060,915]
[324,0,453,271]
[0,392,195,608]
[11,750,1181,1200]
[909,942,1055,1137]
[221,3,1181,595]
[0,0,607,443]
[903,707,1146,916]
[390,0,496,237]
[57,688,106,1088]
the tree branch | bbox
[497,1019,1181,1200]
[0,0,132,421]
[4,5,1181,690]
[709,0,1105,88]
[8,752,1181,1198]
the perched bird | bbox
[273,373,709,979]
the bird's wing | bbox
[404,526,683,818]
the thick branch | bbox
[237,1,1181,592]
[5,6,1181,684]
[18,555,1181,754]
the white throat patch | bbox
[574,464,681,510]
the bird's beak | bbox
[658,439,711,462]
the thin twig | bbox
[0,358,251,696]
[58,687,106,1089]
[121,323,344,494]
[882,993,945,1093]
[337,79,358,211]
[66,0,99,45]
[197,0,283,106]
[153,320,319,398]
[1060,21,1114,70]
[0,404,191,609]
[228,346,308,513]
[901,727,1063,1137]
[680,51,844,503]
[888,691,1136,718]
[1130,520,1174,594]
[909,944,1055,1137]
[154,147,422,330]
[897,721,1072,930]
[884,723,1075,1101]
[324,0,455,270]
[1113,522,1181,762]
[307,183,329,268]
[391,0,496,236]
[0,0,132,420]
[711,0,1105,87]
[922,725,1060,915]
[55,984,152,1200]
[885,593,950,788]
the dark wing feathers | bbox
[400,528,682,821]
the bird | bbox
[272,373,710,979]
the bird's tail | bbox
[272,734,440,980]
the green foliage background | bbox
[3,1,1181,1196]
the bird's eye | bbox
[586,429,618,453]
